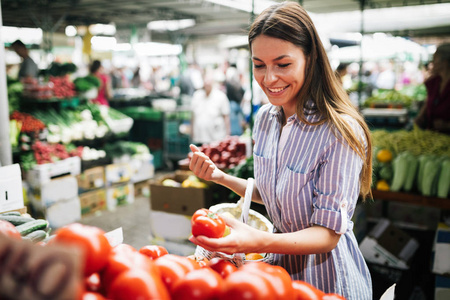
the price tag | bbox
[0,234,82,300]
[104,227,124,247]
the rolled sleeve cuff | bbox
[310,200,349,235]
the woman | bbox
[90,60,113,106]
[188,2,372,299]
[415,43,450,134]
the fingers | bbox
[189,144,200,153]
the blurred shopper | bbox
[10,39,39,80]
[188,2,372,299]
[190,71,230,145]
[225,64,246,135]
[415,43,450,134]
[376,60,396,90]
[90,60,113,106]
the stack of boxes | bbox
[26,156,81,228]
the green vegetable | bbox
[403,154,419,192]
[421,156,441,197]
[378,163,393,182]
[0,211,22,216]
[22,230,48,243]
[390,152,410,192]
[0,215,35,226]
[15,219,48,236]
[437,159,450,199]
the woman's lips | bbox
[267,86,288,94]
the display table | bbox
[372,189,450,210]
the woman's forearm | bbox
[257,225,341,255]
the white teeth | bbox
[268,87,286,93]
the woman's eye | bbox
[254,64,265,69]
[278,63,291,68]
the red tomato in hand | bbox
[107,269,170,300]
[208,257,237,278]
[171,267,224,300]
[191,208,226,238]
[139,245,169,260]
[154,254,201,291]
[51,223,112,276]
[101,243,159,291]
[243,262,295,300]
[0,220,21,239]
[292,280,325,300]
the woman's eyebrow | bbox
[252,55,290,62]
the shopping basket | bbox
[194,178,274,267]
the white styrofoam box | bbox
[36,176,78,207]
[26,157,81,188]
[149,236,196,257]
[149,210,192,241]
[0,164,24,213]
[106,183,135,211]
[45,197,81,229]
[432,223,450,276]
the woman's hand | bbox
[189,214,266,255]
[189,144,225,183]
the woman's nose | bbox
[264,68,278,85]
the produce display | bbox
[363,84,426,109]
[183,136,247,170]
[372,127,450,198]
[0,211,50,244]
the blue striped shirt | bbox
[253,103,372,300]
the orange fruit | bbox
[245,253,264,260]
[376,180,390,191]
[376,149,393,163]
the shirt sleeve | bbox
[309,120,365,234]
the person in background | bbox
[10,39,39,80]
[225,63,246,136]
[188,2,372,299]
[415,43,450,134]
[90,60,113,106]
[190,70,230,145]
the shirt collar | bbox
[268,100,320,125]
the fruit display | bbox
[183,136,248,170]
[372,127,450,198]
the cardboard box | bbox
[435,275,450,300]
[106,183,134,211]
[79,189,107,215]
[134,180,150,198]
[0,164,24,213]
[26,156,81,188]
[77,166,105,192]
[149,170,214,216]
[360,218,419,270]
[105,163,132,186]
[432,223,450,276]
[113,155,155,183]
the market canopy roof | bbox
[1,0,450,42]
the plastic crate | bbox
[151,149,164,169]
[166,135,191,160]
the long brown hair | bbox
[248,2,373,199]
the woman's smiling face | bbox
[252,34,307,118]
